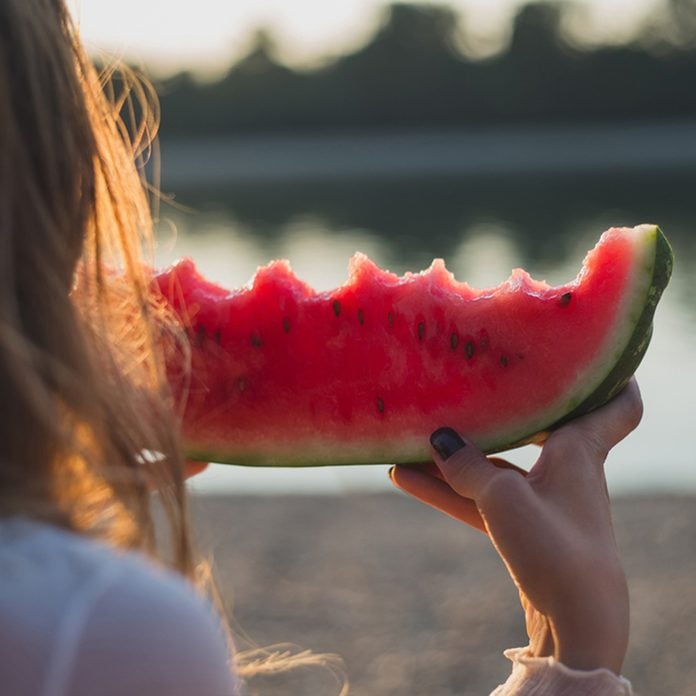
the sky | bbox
[68,0,660,77]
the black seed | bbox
[387,312,394,327]
[250,333,263,348]
[333,299,341,317]
[213,329,222,345]
[500,355,509,367]
[282,317,291,333]
[358,308,365,326]
[195,325,206,347]
[237,378,246,393]
[560,291,572,307]
[450,332,459,350]
[376,396,385,413]
[465,341,475,359]
[418,322,425,341]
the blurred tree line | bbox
[156,0,696,135]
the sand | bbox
[191,493,696,696]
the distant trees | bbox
[156,1,696,136]
[650,0,696,46]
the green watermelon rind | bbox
[183,225,673,466]
[545,228,672,423]
[497,224,673,452]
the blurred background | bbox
[73,1,696,694]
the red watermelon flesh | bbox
[155,224,672,466]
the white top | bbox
[0,518,240,696]
[492,648,633,695]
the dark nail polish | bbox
[430,427,466,460]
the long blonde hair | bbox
[0,0,193,563]
[0,1,346,690]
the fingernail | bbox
[388,466,396,482]
[430,427,466,460]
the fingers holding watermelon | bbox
[546,377,643,463]
[389,453,527,533]
[389,463,486,532]
[390,380,643,675]
[430,430,529,505]
[530,377,643,499]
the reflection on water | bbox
[451,224,521,289]
[156,168,696,495]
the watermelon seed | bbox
[450,332,459,350]
[417,322,425,341]
[237,378,246,393]
[500,355,509,367]
[358,308,365,326]
[387,312,394,327]
[559,291,572,306]
[213,329,221,345]
[250,333,263,348]
[282,317,291,333]
[195,325,206,346]
[465,341,475,359]
[333,299,341,317]
[376,396,385,413]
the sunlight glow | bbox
[68,0,659,76]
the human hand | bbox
[390,379,643,674]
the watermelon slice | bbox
[156,224,672,467]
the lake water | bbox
[154,132,696,495]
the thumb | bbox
[430,427,521,501]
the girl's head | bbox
[0,3,349,687]
[0,0,194,574]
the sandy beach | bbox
[190,493,696,695]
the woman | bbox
[0,1,639,693]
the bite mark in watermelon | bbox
[156,224,672,466]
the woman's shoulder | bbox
[0,517,239,696]
[0,516,197,612]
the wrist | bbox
[551,595,629,674]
